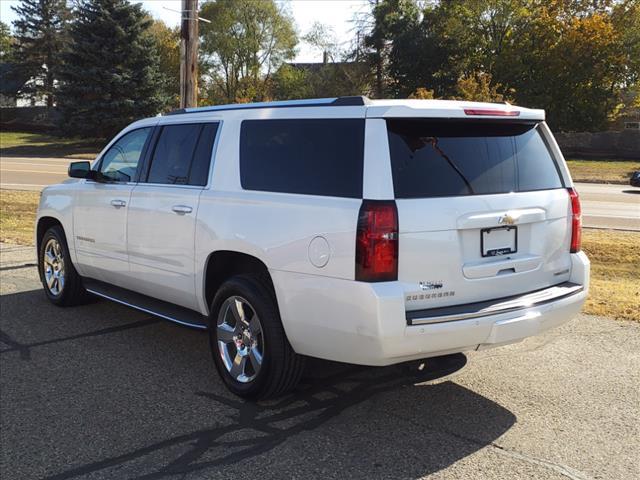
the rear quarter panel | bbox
[194,108,367,315]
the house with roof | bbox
[0,62,47,107]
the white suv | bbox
[36,97,590,398]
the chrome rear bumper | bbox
[406,282,584,326]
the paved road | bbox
[0,156,72,191]
[1,244,639,480]
[1,156,639,230]
[576,182,640,230]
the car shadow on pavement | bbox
[1,288,517,480]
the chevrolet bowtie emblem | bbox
[498,214,516,225]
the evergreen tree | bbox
[58,0,166,139]
[11,0,69,107]
[0,21,14,60]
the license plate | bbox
[481,226,517,257]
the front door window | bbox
[99,127,152,182]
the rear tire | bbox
[208,274,305,399]
[38,225,89,306]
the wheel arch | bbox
[203,250,277,315]
[36,216,64,252]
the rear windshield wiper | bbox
[422,136,475,194]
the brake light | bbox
[355,200,398,282]
[464,108,520,116]
[568,188,582,253]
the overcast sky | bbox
[0,0,370,62]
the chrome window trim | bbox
[134,183,206,190]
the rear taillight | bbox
[568,188,582,253]
[355,200,398,282]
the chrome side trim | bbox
[86,288,207,330]
[407,282,584,326]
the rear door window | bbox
[146,123,218,185]
[189,123,219,186]
[240,119,365,198]
[387,120,563,198]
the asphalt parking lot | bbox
[1,244,639,480]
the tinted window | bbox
[387,120,563,198]
[189,123,218,186]
[147,124,201,184]
[99,127,152,182]
[147,123,218,185]
[240,119,365,198]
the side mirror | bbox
[68,161,94,179]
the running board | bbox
[83,278,207,330]
[406,282,584,326]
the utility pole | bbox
[180,0,198,108]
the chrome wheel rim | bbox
[43,238,65,296]
[216,296,264,383]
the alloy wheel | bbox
[216,296,264,383]
[43,238,65,296]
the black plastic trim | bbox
[83,278,207,329]
[165,96,370,115]
[332,96,371,106]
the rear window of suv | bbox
[240,119,365,198]
[387,120,563,198]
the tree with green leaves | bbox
[147,19,181,109]
[11,0,69,107]
[364,0,637,131]
[0,21,13,60]
[303,22,340,62]
[57,0,167,139]
[612,0,640,89]
[359,0,424,98]
[455,73,513,103]
[199,0,297,103]
[273,21,372,100]
[272,64,312,100]
[493,1,632,130]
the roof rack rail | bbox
[165,96,370,116]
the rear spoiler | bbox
[366,101,545,121]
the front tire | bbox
[38,225,89,306]
[208,274,305,399]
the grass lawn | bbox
[0,190,39,245]
[0,131,102,159]
[581,229,640,322]
[566,159,639,184]
[1,188,638,321]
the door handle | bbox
[172,205,193,215]
[110,199,126,208]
